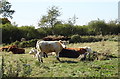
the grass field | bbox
[0,41,119,77]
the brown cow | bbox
[66,47,93,54]
[66,48,87,54]
[59,48,80,58]
[59,47,93,60]
[0,45,18,51]
[8,47,25,54]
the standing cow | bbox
[36,40,66,63]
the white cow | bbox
[29,48,38,57]
[29,48,48,58]
[36,40,66,63]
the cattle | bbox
[66,47,92,54]
[36,40,66,63]
[0,45,18,51]
[29,48,48,58]
[59,48,80,58]
[8,47,25,54]
[29,48,38,57]
[59,47,93,60]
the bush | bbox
[10,39,38,48]
[1,24,22,44]
[28,39,38,47]
[81,36,102,42]
[69,34,81,43]
[18,41,29,48]
[11,41,20,46]
[69,35,103,43]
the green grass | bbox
[0,41,119,77]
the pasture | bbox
[0,41,119,77]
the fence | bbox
[0,56,2,79]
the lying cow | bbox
[8,47,25,54]
[59,47,93,60]
[0,45,18,51]
[66,47,92,54]
[59,49,80,58]
[29,48,48,58]
[36,40,66,63]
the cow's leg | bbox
[43,52,45,58]
[82,53,87,60]
[37,53,40,62]
[93,53,99,60]
[40,52,43,63]
[45,53,48,58]
[88,53,91,60]
[43,52,48,58]
[56,52,61,62]
[37,52,43,63]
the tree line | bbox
[0,18,120,44]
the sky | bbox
[7,0,120,28]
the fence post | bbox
[0,56,2,79]
[118,33,120,79]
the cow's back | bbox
[37,41,64,53]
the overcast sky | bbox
[7,0,119,27]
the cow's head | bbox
[29,48,37,55]
[83,46,93,53]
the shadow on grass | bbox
[60,60,78,63]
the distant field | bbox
[0,41,118,77]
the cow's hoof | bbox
[56,57,61,62]
[80,58,86,61]
[41,59,43,63]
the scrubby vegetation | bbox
[2,35,117,48]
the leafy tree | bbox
[107,20,120,34]
[74,25,89,36]
[88,20,108,35]
[52,24,75,36]
[18,26,40,40]
[67,15,78,25]
[37,27,48,38]
[38,6,61,27]
[1,24,22,43]
[0,18,11,24]
[0,0,15,19]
